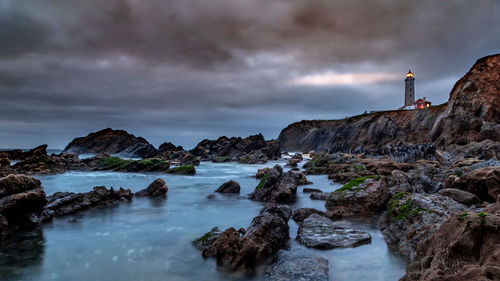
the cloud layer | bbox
[0,0,499,148]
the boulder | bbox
[166,165,196,175]
[303,188,322,193]
[214,180,240,194]
[296,214,371,249]
[249,165,300,203]
[135,178,168,197]
[310,192,329,200]
[325,176,388,217]
[438,188,481,206]
[262,248,329,281]
[291,208,327,224]
[444,166,500,202]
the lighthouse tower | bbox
[404,70,415,107]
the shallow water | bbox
[0,160,405,281]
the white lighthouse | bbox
[404,70,415,107]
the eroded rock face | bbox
[262,248,329,281]
[444,166,500,202]
[46,186,132,217]
[195,204,291,273]
[325,177,388,217]
[297,214,371,249]
[0,174,47,236]
[63,128,157,158]
[215,180,240,194]
[190,134,281,163]
[249,165,301,203]
[135,178,168,197]
[401,206,500,281]
[380,193,468,261]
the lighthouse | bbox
[404,70,415,107]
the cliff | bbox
[278,54,500,157]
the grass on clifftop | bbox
[336,175,381,193]
[255,174,269,191]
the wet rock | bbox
[135,178,168,197]
[438,188,480,206]
[291,208,327,224]
[297,214,371,249]
[192,227,222,252]
[291,153,303,161]
[249,165,300,203]
[303,188,321,193]
[206,194,216,200]
[380,193,468,261]
[401,207,500,281]
[214,180,240,194]
[444,166,500,202]
[46,186,132,217]
[0,174,47,236]
[286,158,301,168]
[262,248,329,281]
[92,157,170,173]
[166,165,196,175]
[309,192,329,200]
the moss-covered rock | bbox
[166,165,196,175]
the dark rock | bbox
[262,248,329,281]
[291,208,327,224]
[256,167,270,179]
[215,180,240,194]
[310,192,329,200]
[192,227,222,251]
[291,153,303,161]
[0,145,48,160]
[63,128,157,158]
[206,194,216,200]
[249,165,299,204]
[444,166,500,202]
[303,188,322,193]
[158,142,183,152]
[135,178,168,197]
[438,188,481,206]
[296,214,371,249]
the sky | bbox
[0,0,499,149]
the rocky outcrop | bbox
[192,227,222,252]
[46,186,132,217]
[91,156,171,173]
[63,128,157,158]
[195,204,291,272]
[291,208,327,224]
[262,248,329,281]
[0,145,48,160]
[249,165,302,203]
[135,178,168,197]
[444,166,500,203]
[214,180,240,194]
[296,214,371,249]
[166,165,196,175]
[278,54,500,160]
[0,175,47,236]
[325,176,388,217]
[401,206,500,281]
[380,193,468,261]
[190,134,281,163]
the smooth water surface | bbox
[0,160,405,281]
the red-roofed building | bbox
[415,97,431,109]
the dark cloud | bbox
[0,0,499,149]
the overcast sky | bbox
[0,0,499,149]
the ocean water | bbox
[0,160,406,281]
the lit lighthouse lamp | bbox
[405,71,414,78]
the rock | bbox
[380,193,468,261]
[291,153,303,161]
[192,227,222,251]
[291,208,327,224]
[438,188,480,206]
[135,178,168,197]
[303,188,321,193]
[249,165,299,203]
[158,142,183,152]
[166,165,196,175]
[190,134,281,163]
[256,167,270,179]
[63,128,157,158]
[386,170,438,195]
[310,192,329,200]
[214,180,240,194]
[297,214,371,249]
[206,194,216,200]
[401,209,500,281]
[444,166,500,202]
[286,158,300,168]
[358,158,413,175]
[325,176,388,217]
[46,186,132,217]
[0,174,47,236]
[262,248,329,281]
[0,145,48,160]
[197,204,291,272]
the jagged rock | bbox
[310,192,329,200]
[46,186,132,217]
[444,166,500,202]
[296,214,371,249]
[380,193,468,261]
[214,180,240,194]
[325,177,388,217]
[303,188,321,193]
[197,204,291,272]
[135,178,168,197]
[192,227,222,251]
[262,248,329,281]
[387,170,439,195]
[63,128,157,158]
[0,145,48,161]
[0,174,47,236]
[190,134,281,163]
[401,207,500,281]
[438,188,480,207]
[249,165,299,203]
[291,208,327,224]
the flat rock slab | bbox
[297,214,371,249]
[262,248,329,281]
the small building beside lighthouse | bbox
[400,70,431,110]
